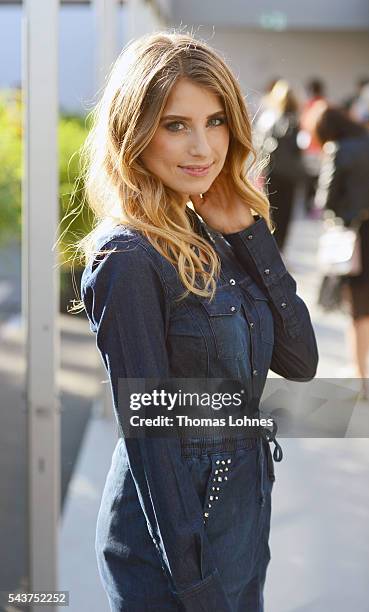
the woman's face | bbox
[140,78,230,206]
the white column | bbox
[94,0,119,89]
[94,0,118,419]
[22,1,60,609]
[125,0,166,41]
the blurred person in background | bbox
[299,78,328,214]
[342,76,369,125]
[256,79,306,251]
[349,82,369,129]
[315,107,369,399]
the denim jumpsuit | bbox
[81,207,318,612]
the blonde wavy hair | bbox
[71,30,272,310]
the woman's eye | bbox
[166,121,185,132]
[164,117,226,132]
[209,117,226,127]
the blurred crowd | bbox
[254,75,369,398]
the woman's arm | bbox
[222,217,319,380]
[82,238,232,612]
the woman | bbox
[79,32,318,611]
[256,79,306,251]
[315,107,369,399]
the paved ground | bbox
[1,200,368,611]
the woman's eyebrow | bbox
[160,110,225,121]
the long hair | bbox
[72,30,272,308]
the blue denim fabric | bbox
[81,209,319,611]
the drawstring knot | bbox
[261,418,283,462]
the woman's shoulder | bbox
[81,222,168,297]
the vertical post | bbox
[94,0,119,89]
[22,1,60,609]
[93,0,118,420]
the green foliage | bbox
[0,90,22,244]
[0,89,94,271]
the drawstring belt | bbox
[257,419,283,506]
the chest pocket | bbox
[241,281,274,346]
[197,288,248,359]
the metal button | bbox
[264,268,270,275]
[247,234,253,240]
[230,306,236,312]
[253,369,258,376]
[281,302,287,308]
[229,279,236,285]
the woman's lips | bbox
[178,163,213,177]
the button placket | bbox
[203,457,232,524]
[240,302,259,389]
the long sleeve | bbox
[222,217,319,381]
[81,238,232,612]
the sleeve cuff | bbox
[222,216,287,285]
[222,216,301,336]
[173,569,232,612]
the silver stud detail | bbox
[225,467,229,472]
[250,322,254,328]
[221,460,225,465]
[215,496,219,500]
[215,459,220,465]
[212,486,216,491]
[264,268,270,275]
[217,477,223,482]
[281,302,287,309]
[229,279,236,285]
[224,476,228,481]
[247,234,253,240]
[227,459,231,464]
[230,306,236,312]
[208,503,212,508]
[216,487,220,491]
[204,512,209,518]
[209,496,214,501]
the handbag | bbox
[317,216,362,276]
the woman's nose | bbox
[187,128,213,157]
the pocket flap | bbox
[199,288,242,316]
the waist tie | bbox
[257,419,283,506]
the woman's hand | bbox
[189,168,255,234]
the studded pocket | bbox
[203,455,233,525]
